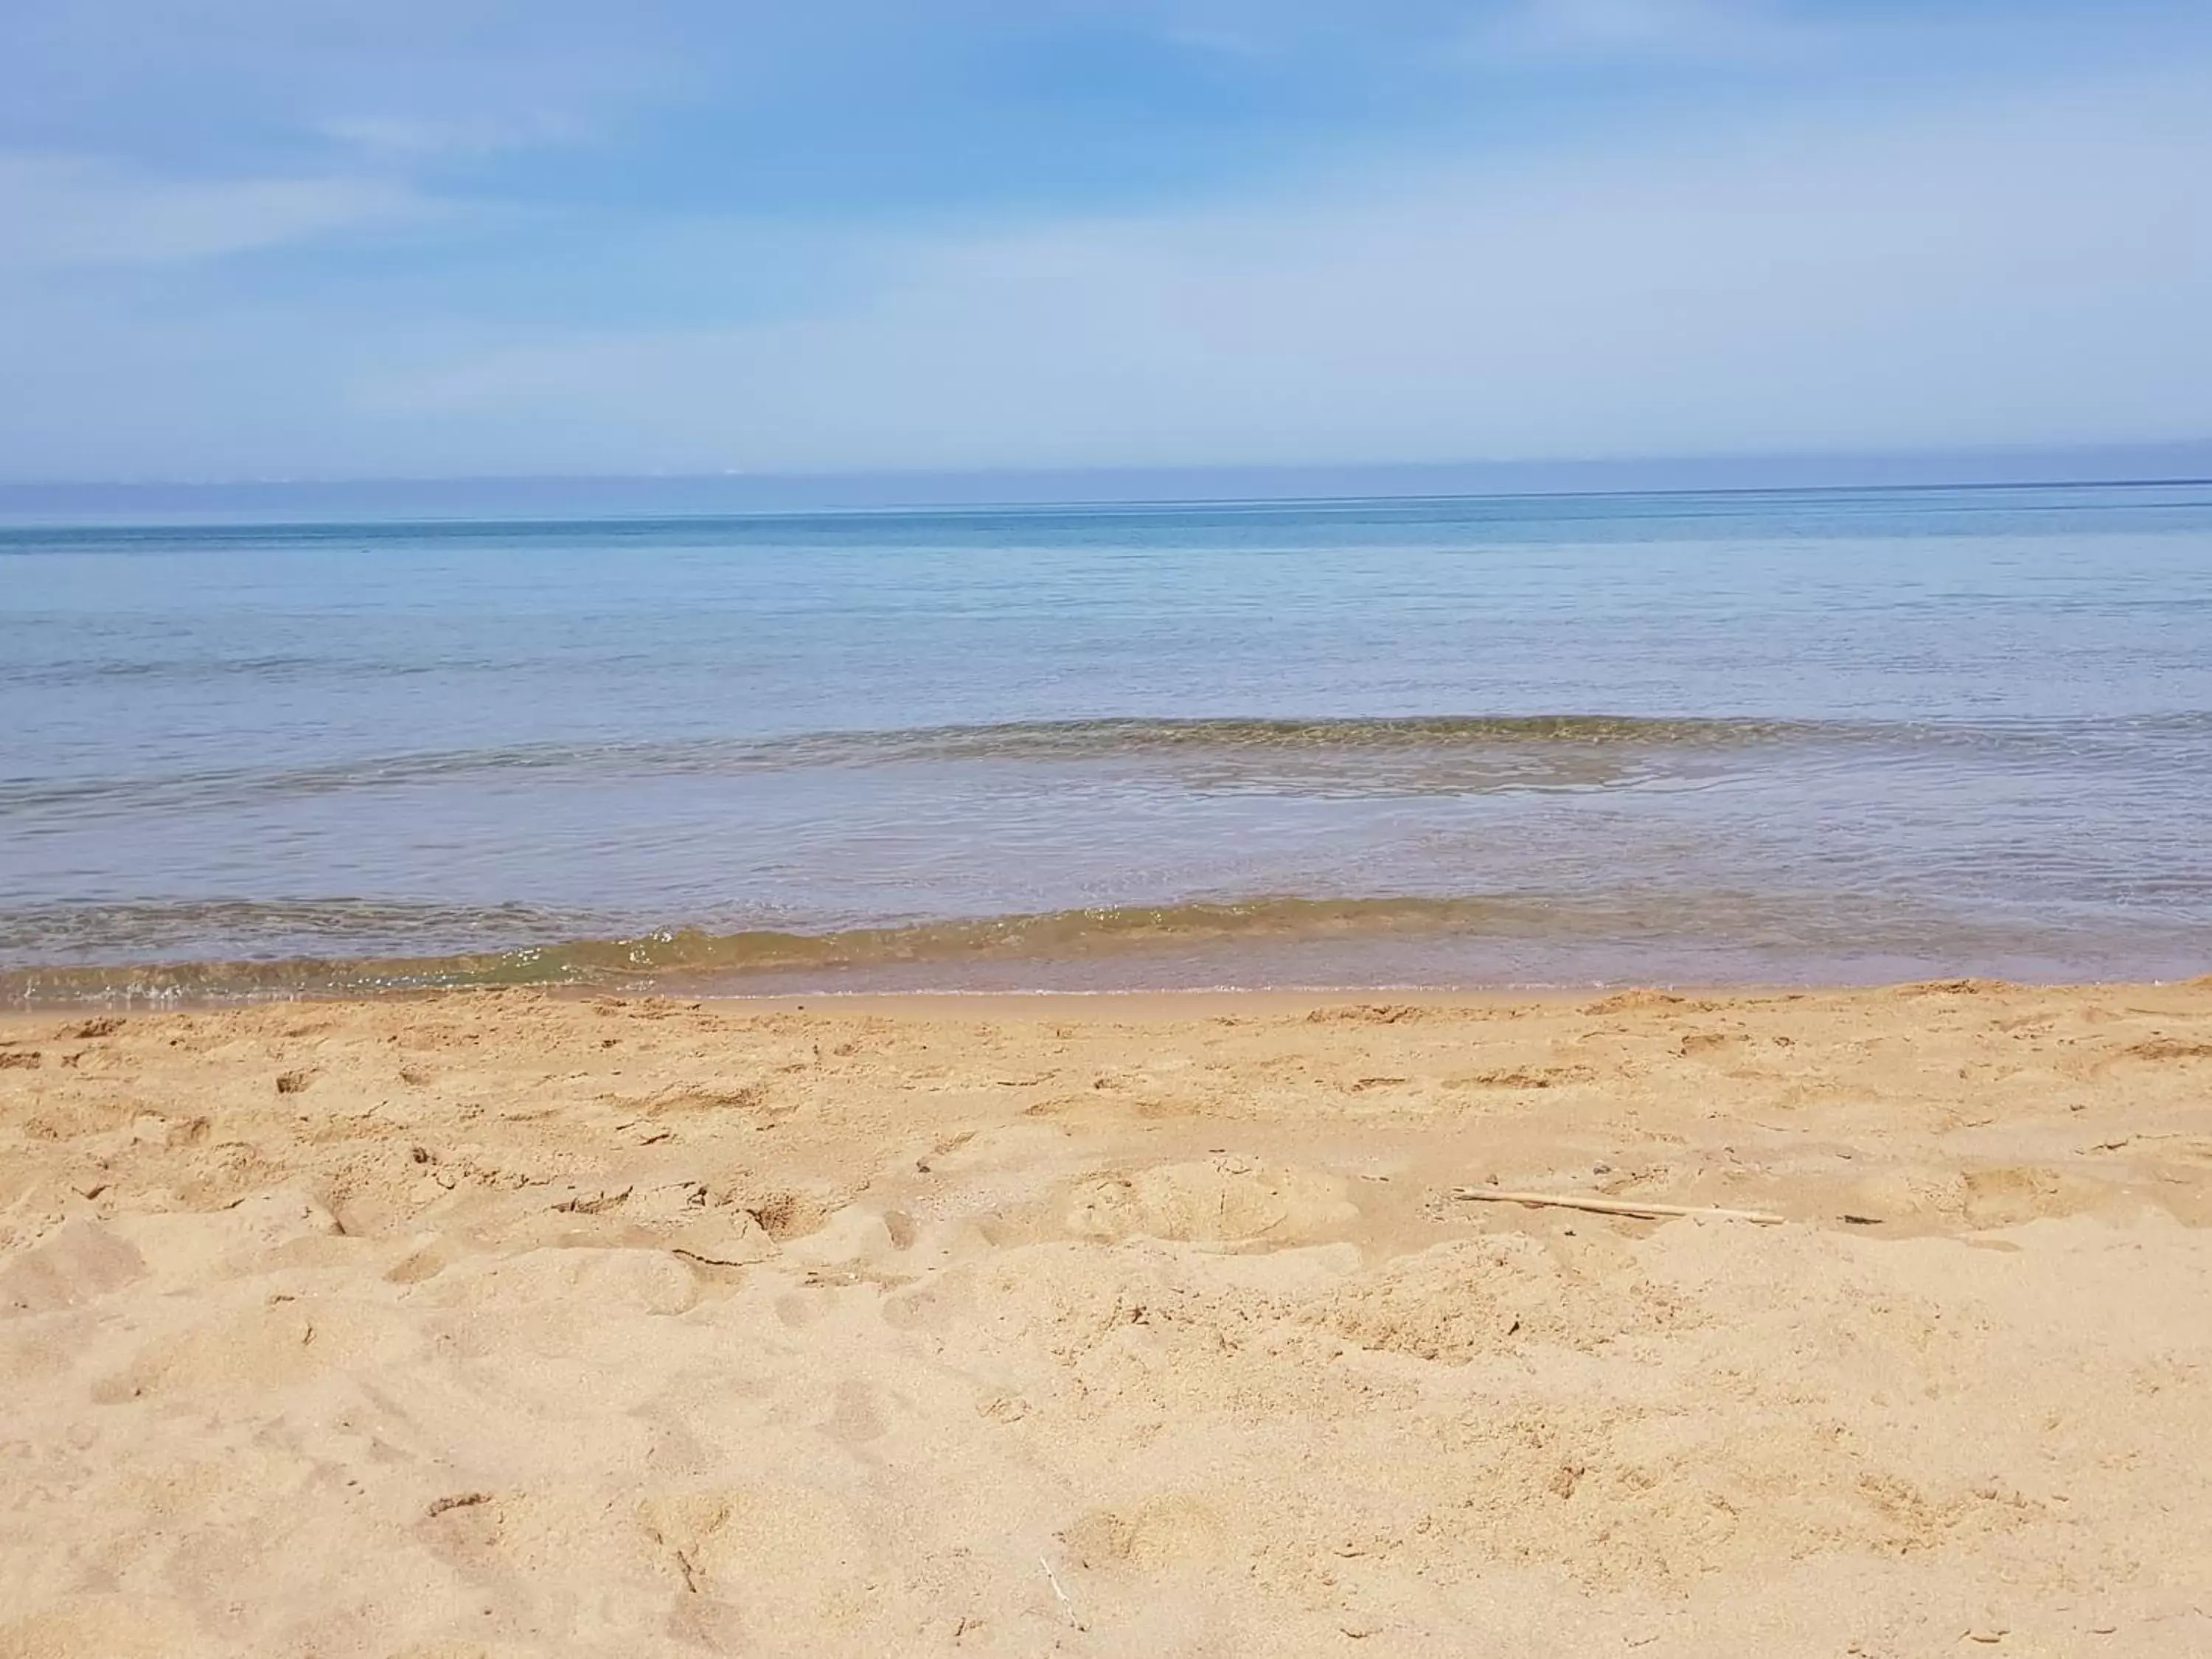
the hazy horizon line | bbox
[4,437,2209,525]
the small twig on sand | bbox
[1451,1188,1784,1225]
[1040,1554,1083,1629]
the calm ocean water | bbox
[4,481,2210,1003]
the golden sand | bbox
[4,982,2211,1656]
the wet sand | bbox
[3,981,2211,1656]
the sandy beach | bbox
[3,981,2210,1656]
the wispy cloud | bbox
[338,69,2212,473]
[318,111,589,162]
[1,2,2209,479]
[0,155,429,269]
[1470,0,1832,63]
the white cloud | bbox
[0,154,428,268]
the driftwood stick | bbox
[1451,1187,1784,1225]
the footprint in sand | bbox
[1063,1157,1357,1246]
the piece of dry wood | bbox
[1450,1187,1784,1225]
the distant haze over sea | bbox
[4,441,2210,526]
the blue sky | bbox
[2,1,2209,481]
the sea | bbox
[4,480,2210,1004]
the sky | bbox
[2,1,2210,483]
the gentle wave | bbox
[0,888,2059,1008]
[0,897,1530,1005]
[0,714,1801,817]
[10,712,2205,820]
[0,898,596,961]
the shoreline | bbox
[10,969,2208,1020]
[6,979,2210,1653]
[10,886,2207,1012]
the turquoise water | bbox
[4,482,2210,1001]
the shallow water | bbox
[4,482,2210,1001]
